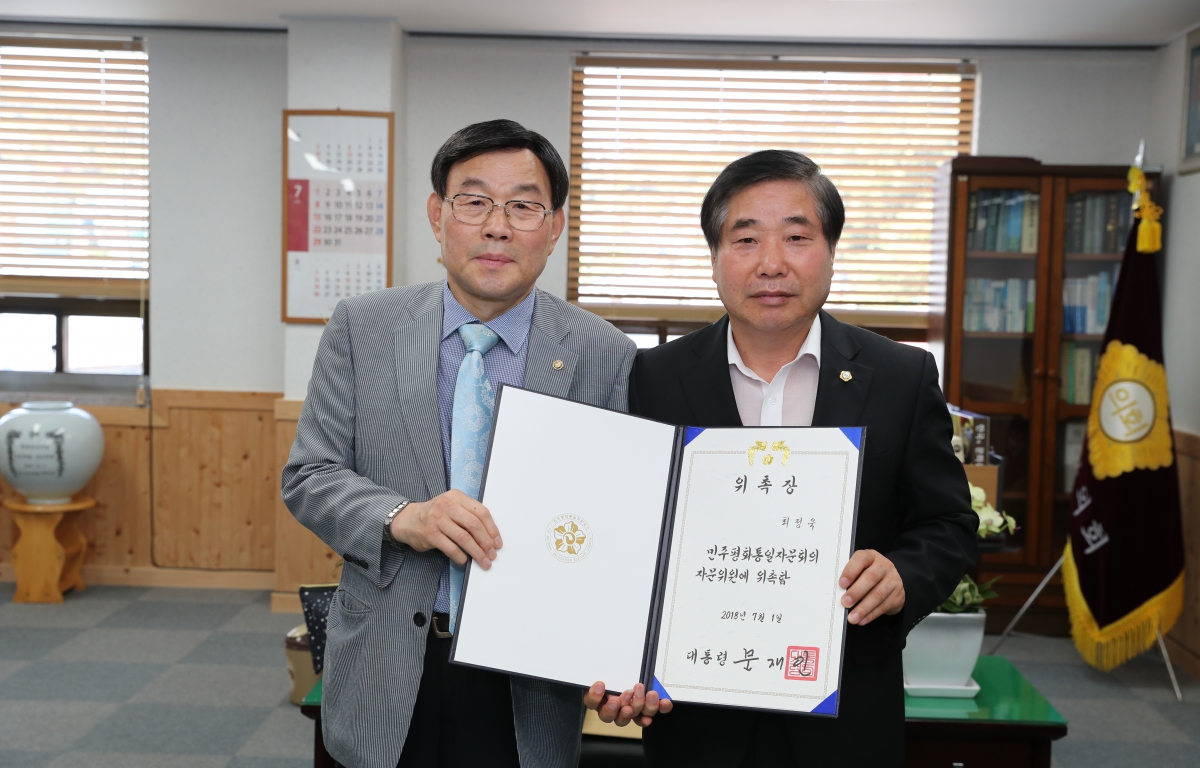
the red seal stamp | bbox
[785,646,819,681]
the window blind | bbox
[568,58,975,324]
[0,38,149,292]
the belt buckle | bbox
[432,612,453,639]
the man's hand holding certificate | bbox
[450,386,865,717]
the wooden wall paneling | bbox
[2,395,291,590]
[150,390,280,571]
[1168,429,1200,682]
[76,423,153,567]
[272,399,341,613]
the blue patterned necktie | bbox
[446,323,500,634]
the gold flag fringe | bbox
[1062,541,1185,671]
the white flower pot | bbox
[903,610,987,689]
[0,402,105,504]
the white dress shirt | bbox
[728,315,822,427]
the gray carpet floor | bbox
[996,631,1200,768]
[0,583,307,768]
[0,582,1197,767]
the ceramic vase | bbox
[0,402,105,504]
[902,610,987,692]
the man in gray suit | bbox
[283,120,653,768]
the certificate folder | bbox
[450,386,864,716]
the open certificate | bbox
[450,386,864,716]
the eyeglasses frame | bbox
[444,193,555,231]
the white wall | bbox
[974,49,1157,162]
[147,30,287,391]
[1151,35,1200,434]
[404,36,572,296]
[282,18,405,400]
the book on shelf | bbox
[1066,191,1133,254]
[963,277,1036,333]
[1060,342,1069,401]
[1005,193,1023,252]
[1061,267,1119,335]
[948,405,991,466]
[1074,346,1093,405]
[1059,341,1097,405]
[1099,194,1118,252]
[1026,281,1036,333]
[1066,196,1083,253]
[968,190,1040,253]
[1021,194,1040,253]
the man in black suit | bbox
[627,150,978,766]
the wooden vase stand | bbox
[2,496,94,603]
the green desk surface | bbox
[905,655,1066,725]
[302,656,1065,728]
[303,678,323,710]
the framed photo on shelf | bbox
[1182,27,1200,175]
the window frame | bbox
[0,295,149,376]
[0,34,151,383]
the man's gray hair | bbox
[700,149,845,254]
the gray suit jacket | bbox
[283,282,636,768]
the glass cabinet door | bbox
[953,179,1048,559]
[1046,180,1133,558]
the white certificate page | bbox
[452,387,677,692]
[652,427,862,715]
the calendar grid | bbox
[282,110,394,323]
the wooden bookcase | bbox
[932,157,1158,629]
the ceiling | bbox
[3,0,1199,47]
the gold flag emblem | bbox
[1087,340,1173,480]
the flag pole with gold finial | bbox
[1055,138,1186,700]
[993,143,1185,705]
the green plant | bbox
[970,483,1016,537]
[939,574,1000,614]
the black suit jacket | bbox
[631,312,977,768]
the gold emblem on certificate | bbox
[747,440,790,466]
[546,514,592,563]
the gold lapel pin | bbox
[552,360,564,371]
[839,370,852,382]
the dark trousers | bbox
[396,626,520,768]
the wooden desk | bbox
[3,496,93,603]
[905,655,1068,768]
[300,656,1068,768]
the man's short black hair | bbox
[700,149,845,254]
[430,119,569,211]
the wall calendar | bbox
[282,110,394,323]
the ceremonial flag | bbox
[1061,169,1184,670]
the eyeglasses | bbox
[445,193,553,231]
